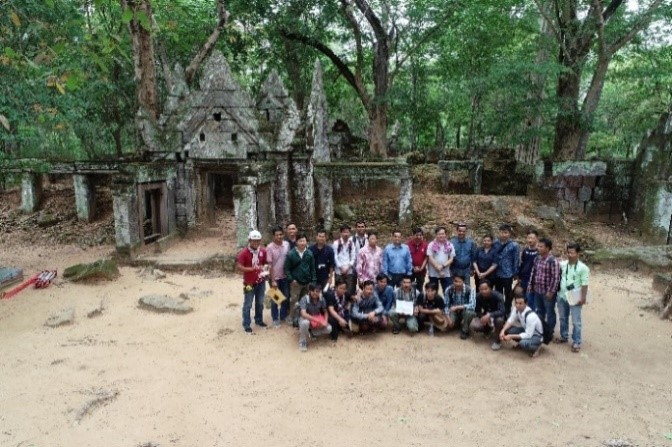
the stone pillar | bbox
[399,176,413,226]
[20,173,43,213]
[274,157,291,225]
[233,184,258,248]
[73,174,96,222]
[112,181,141,255]
[291,158,315,232]
[315,176,333,231]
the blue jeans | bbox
[558,298,582,345]
[520,279,536,312]
[534,292,557,334]
[243,282,265,329]
[270,278,290,322]
[506,326,542,352]
[429,276,453,296]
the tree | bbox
[279,0,455,157]
[534,0,671,160]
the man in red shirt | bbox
[236,230,269,334]
[408,227,428,292]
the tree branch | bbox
[602,0,625,21]
[185,0,228,86]
[533,0,569,60]
[340,0,364,86]
[279,29,371,108]
[607,0,664,55]
[352,0,387,43]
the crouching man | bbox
[499,294,543,358]
[416,282,449,335]
[298,283,332,352]
[350,280,387,333]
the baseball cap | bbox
[248,230,262,240]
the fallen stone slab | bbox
[138,295,193,314]
[63,259,119,282]
[45,308,75,328]
[588,245,672,273]
[0,267,23,288]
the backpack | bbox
[524,310,553,345]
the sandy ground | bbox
[1,243,672,447]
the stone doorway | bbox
[207,173,236,238]
[138,182,168,244]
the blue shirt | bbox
[493,239,520,279]
[374,284,396,313]
[450,236,477,274]
[309,243,335,284]
[382,243,412,276]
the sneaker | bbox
[491,342,502,351]
[272,320,281,328]
[428,324,435,337]
[392,326,400,335]
[285,317,293,325]
[299,342,307,352]
[531,345,542,358]
[256,321,268,328]
[459,331,469,340]
[244,327,254,335]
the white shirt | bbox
[507,306,543,340]
[333,238,356,274]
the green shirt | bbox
[284,248,317,285]
[558,260,590,301]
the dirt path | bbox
[1,244,671,447]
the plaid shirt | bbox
[528,254,560,295]
[444,285,476,311]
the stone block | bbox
[593,187,605,201]
[582,176,597,188]
[564,188,578,202]
[578,186,592,202]
[545,176,566,188]
[20,173,43,213]
[565,176,583,188]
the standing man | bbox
[298,283,332,352]
[351,220,368,290]
[408,227,428,292]
[499,294,544,358]
[266,225,290,327]
[333,224,357,295]
[527,238,560,337]
[467,280,506,348]
[473,234,498,287]
[444,274,476,338]
[285,222,298,250]
[284,233,317,324]
[427,226,454,294]
[236,230,268,334]
[557,242,590,353]
[356,231,383,284]
[450,223,477,285]
[389,276,420,335]
[518,229,539,311]
[493,224,520,315]
[382,230,413,287]
[309,229,336,289]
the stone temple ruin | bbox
[11,51,412,254]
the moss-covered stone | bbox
[63,260,120,282]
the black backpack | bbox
[524,310,553,345]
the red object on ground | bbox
[1,273,40,300]
[35,270,57,289]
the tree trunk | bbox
[124,0,159,121]
[553,56,582,160]
[370,40,389,157]
[575,54,612,159]
[282,40,306,111]
[455,124,461,149]
[466,94,480,157]
[369,104,388,158]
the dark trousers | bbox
[328,314,350,341]
[494,276,514,315]
[429,276,453,296]
[388,273,406,288]
[411,271,426,292]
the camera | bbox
[566,283,575,291]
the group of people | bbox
[235,221,590,356]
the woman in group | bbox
[473,234,498,287]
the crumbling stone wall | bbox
[437,161,482,194]
[530,160,632,221]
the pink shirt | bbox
[356,244,383,282]
[266,240,290,280]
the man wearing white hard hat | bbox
[236,229,269,334]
